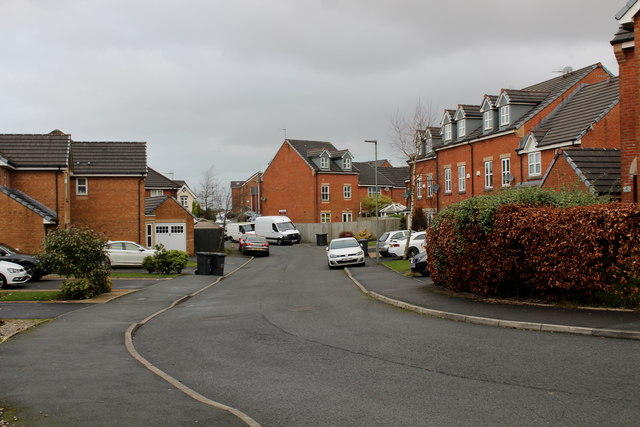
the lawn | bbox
[382,259,411,273]
[0,291,62,302]
[109,272,180,279]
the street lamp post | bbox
[365,139,379,264]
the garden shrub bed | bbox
[427,189,640,307]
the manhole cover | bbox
[288,306,320,312]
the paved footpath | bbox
[349,257,640,338]
[0,256,249,426]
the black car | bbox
[410,251,429,276]
[0,243,45,281]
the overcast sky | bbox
[0,0,623,192]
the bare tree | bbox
[195,165,222,220]
[390,100,436,259]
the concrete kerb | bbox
[344,268,640,341]
[125,257,261,427]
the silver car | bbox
[377,230,413,257]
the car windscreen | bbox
[277,222,295,231]
[239,224,255,233]
[0,244,17,254]
[245,236,266,243]
[330,240,360,250]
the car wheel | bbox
[408,248,419,259]
[0,274,5,288]
[21,263,35,281]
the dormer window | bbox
[426,138,432,153]
[343,157,351,170]
[443,124,452,141]
[500,105,510,126]
[483,110,493,130]
[457,120,466,138]
[320,156,329,169]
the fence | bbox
[296,217,401,243]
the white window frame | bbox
[343,157,351,170]
[500,105,510,126]
[444,168,452,194]
[146,224,152,247]
[426,138,432,153]
[501,158,511,187]
[427,176,433,197]
[484,161,493,189]
[457,119,466,138]
[76,177,88,196]
[321,184,330,201]
[343,184,352,199]
[528,151,542,177]
[320,156,329,169]
[416,177,422,199]
[368,186,380,197]
[180,195,188,207]
[483,110,493,130]
[443,124,452,141]
[342,212,353,222]
[458,165,466,192]
[150,189,163,197]
[320,212,331,223]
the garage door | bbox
[155,223,186,252]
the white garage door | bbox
[155,223,186,252]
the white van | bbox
[254,216,301,245]
[225,222,255,242]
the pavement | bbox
[346,254,640,340]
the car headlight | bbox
[329,254,338,258]
[7,268,23,273]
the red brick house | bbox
[145,167,197,213]
[144,196,196,255]
[0,130,147,253]
[410,63,619,216]
[231,172,262,214]
[612,2,640,203]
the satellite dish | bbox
[505,173,516,182]
[562,66,573,75]
[432,184,441,192]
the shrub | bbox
[355,229,373,240]
[142,245,189,274]
[38,227,111,300]
[412,208,428,231]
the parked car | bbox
[326,237,365,269]
[0,260,31,288]
[105,241,156,266]
[410,251,429,276]
[241,235,270,256]
[0,243,46,281]
[377,230,413,257]
[388,232,426,258]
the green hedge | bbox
[427,188,640,306]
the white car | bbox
[105,241,156,266]
[388,232,427,258]
[377,230,413,257]
[327,237,365,269]
[0,260,31,288]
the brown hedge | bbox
[427,204,640,304]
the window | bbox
[76,177,88,195]
[458,166,466,192]
[342,212,353,222]
[427,176,433,197]
[180,195,188,207]
[320,156,329,169]
[368,186,380,197]
[171,225,184,233]
[484,161,493,189]
[500,105,510,126]
[321,212,331,223]
[483,110,493,130]
[146,224,152,247]
[443,124,452,141]
[343,185,352,199]
[426,138,433,153]
[528,152,541,176]
[501,158,511,187]
[321,184,330,201]
[416,177,422,199]
[156,225,169,234]
[150,190,163,197]
[457,120,466,138]
[444,168,452,193]
[343,157,351,170]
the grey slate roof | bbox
[145,195,197,218]
[522,77,619,149]
[458,104,482,117]
[379,166,409,187]
[71,141,147,175]
[611,26,634,44]
[616,0,638,20]
[502,89,549,104]
[230,181,244,188]
[145,167,180,189]
[353,162,395,187]
[0,185,58,223]
[287,139,356,173]
[560,148,621,195]
[0,132,70,168]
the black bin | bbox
[357,239,370,257]
[316,233,328,246]
[196,252,226,275]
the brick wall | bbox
[70,176,145,243]
[541,154,590,193]
[0,192,48,254]
[11,170,68,224]
[146,199,195,255]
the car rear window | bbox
[378,232,389,242]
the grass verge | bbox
[0,291,62,302]
[382,259,411,273]
[109,272,180,279]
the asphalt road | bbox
[135,245,640,426]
